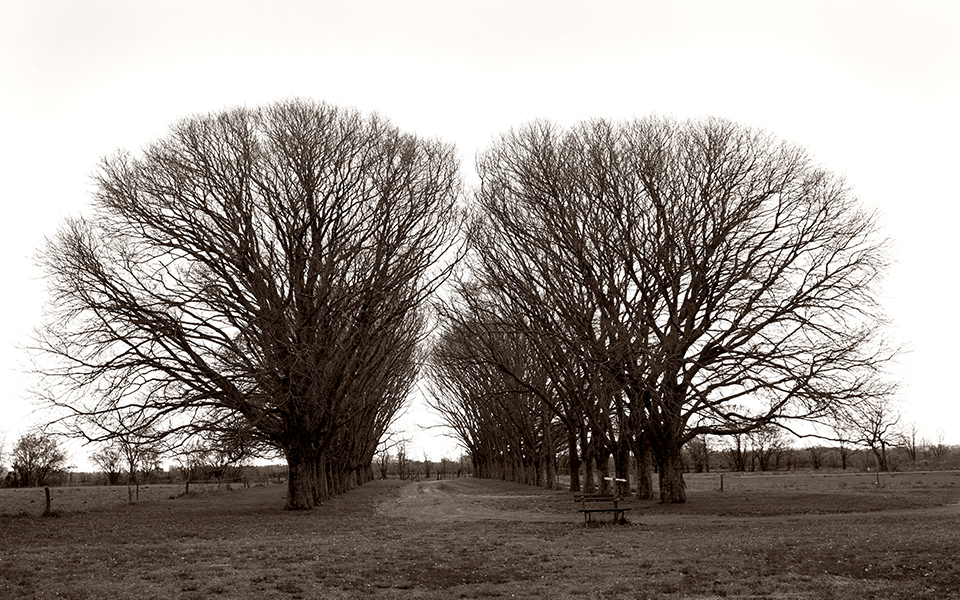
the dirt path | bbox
[376,478,575,523]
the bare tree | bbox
[11,430,70,487]
[90,443,124,485]
[684,435,711,473]
[395,442,409,481]
[118,433,164,503]
[373,432,406,480]
[840,398,901,471]
[428,312,563,489]
[828,420,858,470]
[33,99,463,509]
[461,116,894,502]
[806,445,826,470]
[749,426,786,471]
[925,429,951,463]
[900,422,921,462]
[421,452,432,479]
[723,434,750,472]
[375,449,391,480]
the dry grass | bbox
[1,473,958,599]
[0,482,232,517]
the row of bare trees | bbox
[701,427,954,473]
[428,117,896,503]
[33,100,463,509]
[32,101,897,507]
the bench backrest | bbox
[575,494,616,501]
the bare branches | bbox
[33,99,464,509]
[439,115,896,503]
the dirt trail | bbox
[376,478,574,523]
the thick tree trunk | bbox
[581,429,596,494]
[635,434,654,500]
[873,443,890,472]
[316,450,332,503]
[658,442,686,503]
[545,451,557,490]
[285,442,318,510]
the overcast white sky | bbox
[1,0,958,466]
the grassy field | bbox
[1,471,958,599]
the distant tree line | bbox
[681,428,956,474]
[372,444,472,481]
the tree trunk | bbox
[635,433,654,500]
[658,441,686,503]
[285,442,318,510]
[567,427,581,492]
[614,435,631,499]
[313,450,329,505]
[581,428,596,494]
[543,403,557,490]
[595,442,611,494]
[874,442,890,472]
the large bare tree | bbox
[461,116,894,502]
[34,99,463,509]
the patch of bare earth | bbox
[377,478,573,522]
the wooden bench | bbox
[575,494,631,523]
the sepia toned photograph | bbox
[1,1,958,598]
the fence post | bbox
[720,474,724,492]
[43,486,52,516]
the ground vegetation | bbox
[2,474,958,599]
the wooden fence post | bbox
[43,486,52,516]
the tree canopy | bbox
[431,116,895,502]
[34,104,895,507]
[35,99,463,509]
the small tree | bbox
[90,443,124,485]
[375,451,391,480]
[841,398,901,472]
[396,442,409,481]
[723,434,749,472]
[11,431,70,487]
[422,452,432,479]
[900,422,921,462]
[685,435,711,473]
[807,445,826,470]
[118,434,164,502]
[925,429,951,463]
[750,426,786,471]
